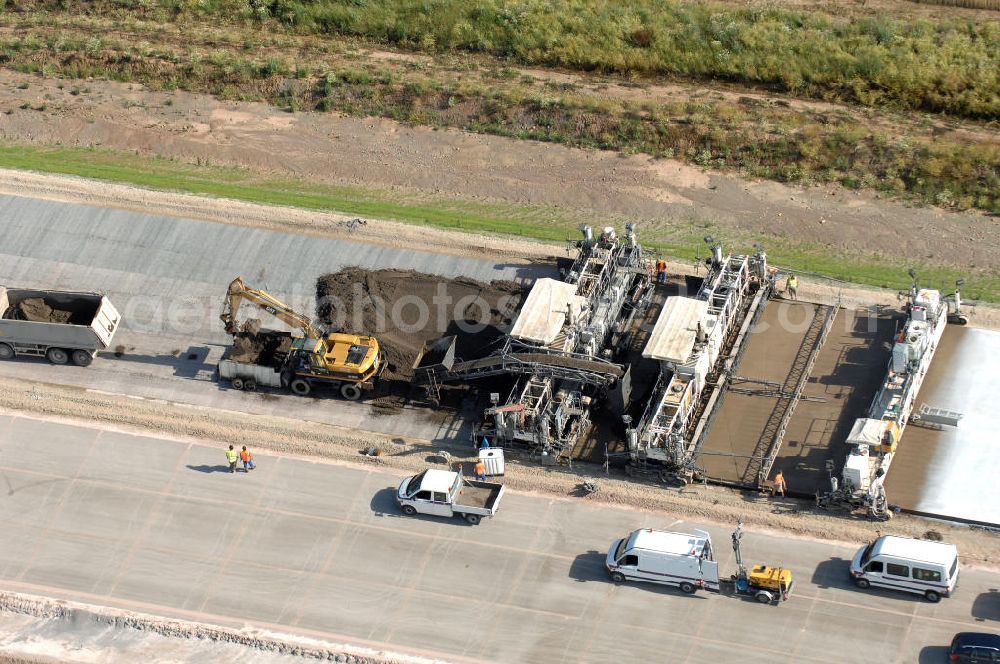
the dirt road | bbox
[1,70,997,274]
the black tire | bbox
[290,379,311,396]
[46,347,69,365]
[244,378,257,392]
[679,582,696,594]
[340,383,362,401]
[854,578,870,590]
[755,591,772,604]
[401,505,417,516]
[0,343,13,360]
[231,378,245,390]
[610,571,626,584]
[464,513,481,525]
[924,590,941,603]
[71,350,93,366]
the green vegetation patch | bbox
[28,0,999,119]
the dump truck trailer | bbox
[0,287,120,366]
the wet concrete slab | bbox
[699,300,819,484]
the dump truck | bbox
[396,468,505,525]
[218,277,384,400]
[0,286,120,366]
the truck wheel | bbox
[924,590,941,603]
[610,572,626,584]
[0,343,13,360]
[231,378,245,390]
[755,591,773,604]
[46,348,69,365]
[340,383,362,401]
[679,582,696,594]
[854,578,870,590]
[244,378,257,392]
[401,505,417,516]
[464,514,481,525]
[71,350,93,366]
[290,379,311,396]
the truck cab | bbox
[397,469,504,525]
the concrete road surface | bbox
[1,415,997,664]
[0,193,556,443]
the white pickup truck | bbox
[397,469,504,525]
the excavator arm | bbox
[220,277,322,338]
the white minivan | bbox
[850,535,959,602]
[606,528,720,594]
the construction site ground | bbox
[1,189,999,563]
[1,413,998,664]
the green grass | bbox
[0,142,995,302]
[40,0,999,120]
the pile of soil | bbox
[316,268,526,380]
[4,298,73,323]
[229,331,292,367]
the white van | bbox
[849,535,959,602]
[606,528,720,594]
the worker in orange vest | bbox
[656,259,667,285]
[474,459,487,481]
[771,470,786,497]
[239,446,256,472]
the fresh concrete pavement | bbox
[0,193,556,442]
[1,414,997,664]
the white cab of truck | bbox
[850,535,959,602]
[606,528,720,594]
[397,469,504,525]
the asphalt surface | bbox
[0,414,997,664]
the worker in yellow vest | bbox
[786,274,798,301]
[225,445,238,474]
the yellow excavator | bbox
[220,277,383,399]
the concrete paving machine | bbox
[815,273,965,520]
[626,239,774,485]
[412,224,652,456]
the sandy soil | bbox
[0,69,997,275]
[1,377,996,569]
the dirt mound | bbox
[4,298,73,323]
[316,268,526,379]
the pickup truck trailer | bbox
[397,469,504,525]
[0,287,120,366]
